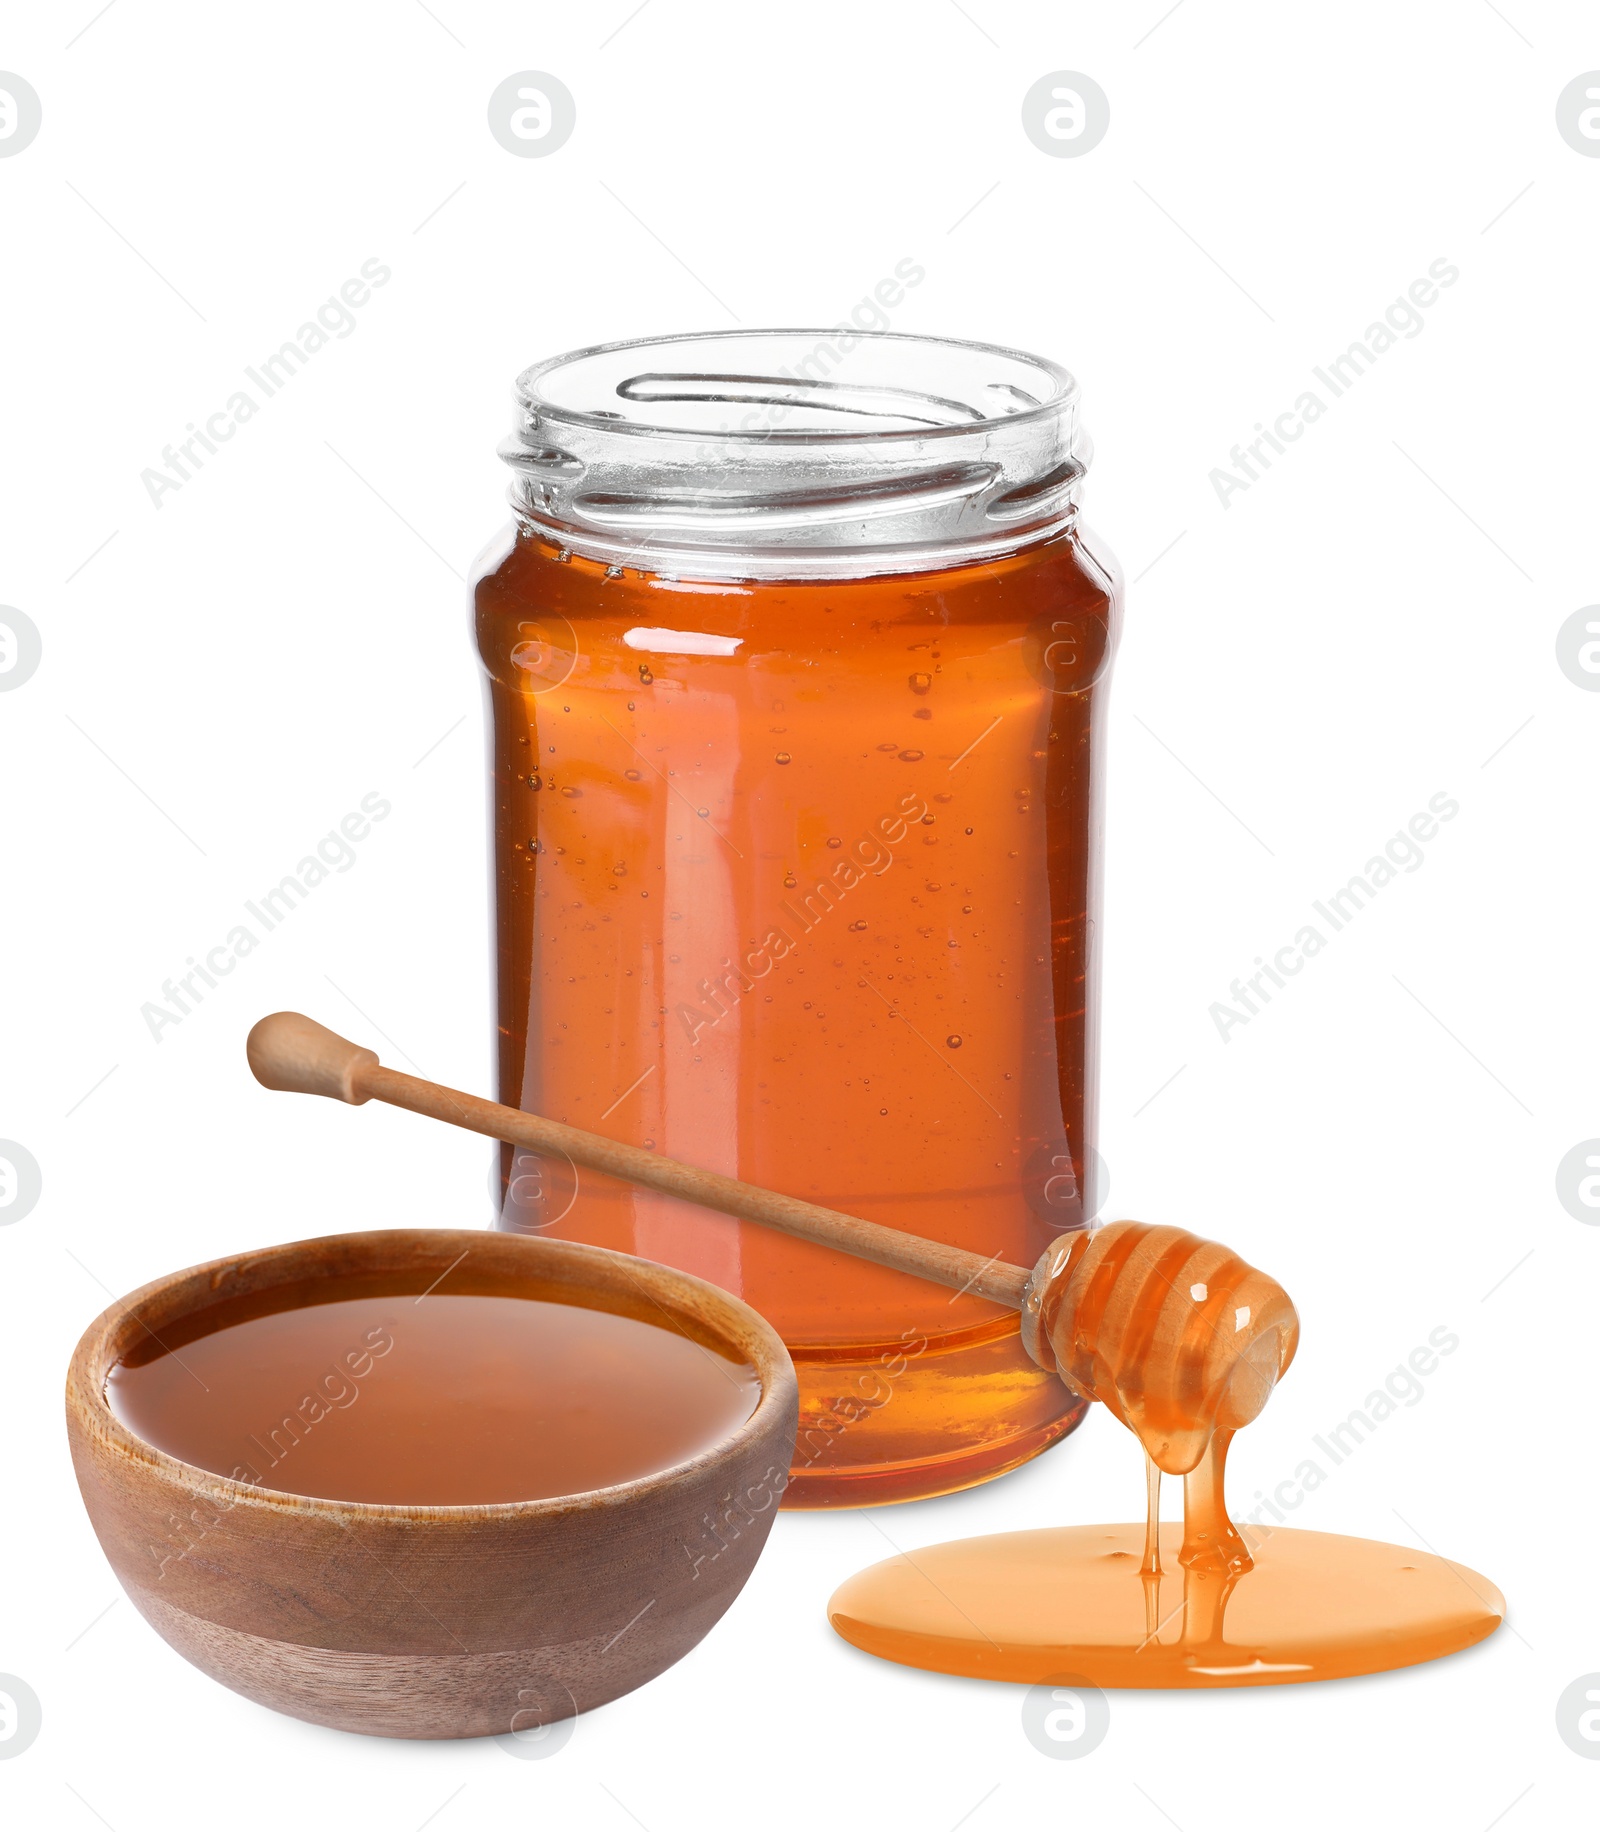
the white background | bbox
[3,1,1597,1824]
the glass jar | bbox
[474,331,1120,1506]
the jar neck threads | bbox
[500,330,1090,581]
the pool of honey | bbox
[829,1225,1503,1689]
[828,1520,1505,1687]
[474,526,1119,1503]
[107,1281,760,1507]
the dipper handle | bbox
[247,1012,379,1105]
[246,1011,1300,1448]
[245,1011,1031,1309]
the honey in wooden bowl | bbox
[107,1283,760,1507]
[66,1229,797,1739]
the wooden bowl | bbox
[65,1228,799,1739]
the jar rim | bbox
[502,328,1090,579]
[515,327,1079,448]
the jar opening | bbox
[501,329,1091,580]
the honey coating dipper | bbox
[246,1011,1299,1479]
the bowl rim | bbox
[66,1227,799,1525]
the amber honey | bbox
[107,1277,759,1506]
[830,1224,1504,1687]
[828,1518,1505,1688]
[476,521,1118,1504]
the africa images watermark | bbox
[140,258,392,508]
[1209,257,1460,507]
[1236,1324,1459,1542]
[687,257,927,460]
[676,788,931,1046]
[1210,791,1458,1042]
[680,1325,929,1581]
[152,1322,395,1579]
[141,791,390,1041]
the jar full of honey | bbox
[475,331,1121,1506]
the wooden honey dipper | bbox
[246,1012,1300,1497]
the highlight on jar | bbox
[64,331,1503,1742]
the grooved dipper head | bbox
[1020,1220,1300,1476]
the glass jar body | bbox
[475,524,1119,1505]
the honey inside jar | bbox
[478,536,1117,1504]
